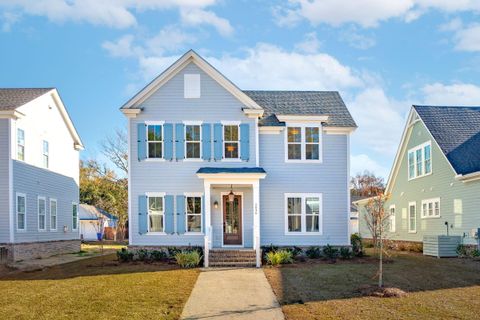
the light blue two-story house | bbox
[121,50,357,267]
[0,88,83,264]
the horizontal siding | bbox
[259,132,350,246]
[13,161,79,243]
[0,119,10,243]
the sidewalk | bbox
[181,268,285,320]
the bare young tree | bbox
[364,192,390,288]
[101,128,128,176]
[351,171,385,197]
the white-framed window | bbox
[147,195,164,233]
[185,124,201,159]
[408,201,416,233]
[38,196,46,231]
[408,141,432,180]
[186,195,202,233]
[50,199,57,231]
[223,124,240,159]
[389,205,396,232]
[42,140,49,168]
[421,198,440,218]
[285,193,322,234]
[147,124,163,159]
[17,128,25,161]
[72,202,78,230]
[286,125,321,162]
[16,193,26,231]
[184,74,201,98]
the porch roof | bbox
[196,167,266,174]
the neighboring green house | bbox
[358,105,480,246]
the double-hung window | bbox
[389,205,396,232]
[147,124,163,159]
[50,199,57,231]
[421,198,440,218]
[38,196,46,231]
[72,203,78,230]
[42,140,49,168]
[186,196,202,233]
[286,126,321,161]
[224,125,239,159]
[408,201,416,233]
[17,129,25,161]
[185,125,201,159]
[285,194,322,234]
[16,193,26,231]
[408,141,432,179]
[148,196,164,232]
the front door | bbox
[223,195,242,245]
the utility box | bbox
[423,235,461,258]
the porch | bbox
[196,167,267,267]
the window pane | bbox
[306,144,319,160]
[288,216,302,232]
[424,145,431,174]
[18,214,25,230]
[409,205,416,231]
[17,196,25,214]
[149,197,163,212]
[187,142,201,158]
[149,215,163,232]
[224,142,238,158]
[288,144,301,160]
[287,198,302,214]
[306,215,319,232]
[416,149,423,176]
[188,215,202,232]
[306,197,319,215]
[224,125,238,141]
[422,203,427,217]
[148,125,162,141]
[305,127,319,143]
[43,141,49,154]
[148,142,162,158]
[428,202,433,216]
[287,127,301,142]
[186,125,200,142]
[187,197,201,214]
[408,152,415,178]
[434,202,440,216]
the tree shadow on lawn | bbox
[264,251,480,305]
[0,254,187,281]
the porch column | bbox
[253,180,261,267]
[204,181,212,267]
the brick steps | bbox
[209,249,257,267]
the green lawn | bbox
[264,250,480,320]
[0,254,199,320]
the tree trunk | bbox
[378,229,383,288]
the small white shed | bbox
[79,204,118,241]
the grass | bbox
[0,254,199,320]
[264,250,480,319]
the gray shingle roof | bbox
[414,105,480,175]
[197,167,266,174]
[0,88,53,111]
[243,91,357,127]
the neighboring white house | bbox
[0,88,83,264]
[79,204,118,241]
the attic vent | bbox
[184,74,200,98]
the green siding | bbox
[359,119,480,245]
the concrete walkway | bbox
[181,268,284,320]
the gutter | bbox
[455,171,480,182]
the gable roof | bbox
[79,204,117,221]
[0,88,53,110]
[244,90,356,127]
[413,105,480,176]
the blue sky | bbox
[1,0,480,179]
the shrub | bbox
[306,246,322,259]
[149,250,168,261]
[167,247,182,258]
[350,234,363,257]
[397,243,407,251]
[340,247,353,259]
[175,250,202,268]
[117,248,134,262]
[136,249,150,261]
[261,244,279,262]
[285,246,303,258]
[266,250,293,266]
[323,244,339,260]
[363,239,374,248]
[457,245,480,258]
[408,243,423,253]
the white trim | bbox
[408,201,417,233]
[259,126,284,134]
[50,198,58,231]
[50,90,84,149]
[122,108,142,118]
[346,133,351,243]
[145,121,165,125]
[146,123,164,160]
[145,194,165,233]
[72,202,78,231]
[420,197,441,219]
[220,191,244,248]
[184,194,204,235]
[16,192,26,232]
[127,118,132,245]
[389,205,396,233]
[9,119,14,242]
[324,126,356,134]
[0,110,25,119]
[222,123,241,160]
[184,123,202,160]
[221,120,241,125]
[284,125,323,163]
[407,140,432,180]
[37,196,47,232]
[184,73,201,99]
[145,192,166,197]
[255,117,259,166]
[455,171,480,182]
[284,193,323,235]
[197,173,267,180]
[183,120,203,125]
[243,108,264,118]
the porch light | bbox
[228,185,235,203]
[214,200,219,209]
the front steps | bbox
[208,249,257,267]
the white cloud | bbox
[351,154,390,178]
[102,34,139,58]
[275,0,480,28]
[180,8,233,36]
[294,32,321,53]
[422,83,480,105]
[1,11,19,31]
[453,23,480,52]
[340,28,376,49]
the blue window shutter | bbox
[213,123,223,161]
[202,195,205,233]
[202,123,211,160]
[175,123,185,160]
[164,124,173,160]
[164,195,174,234]
[137,123,147,161]
[240,123,250,161]
[176,195,186,234]
[138,195,148,234]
